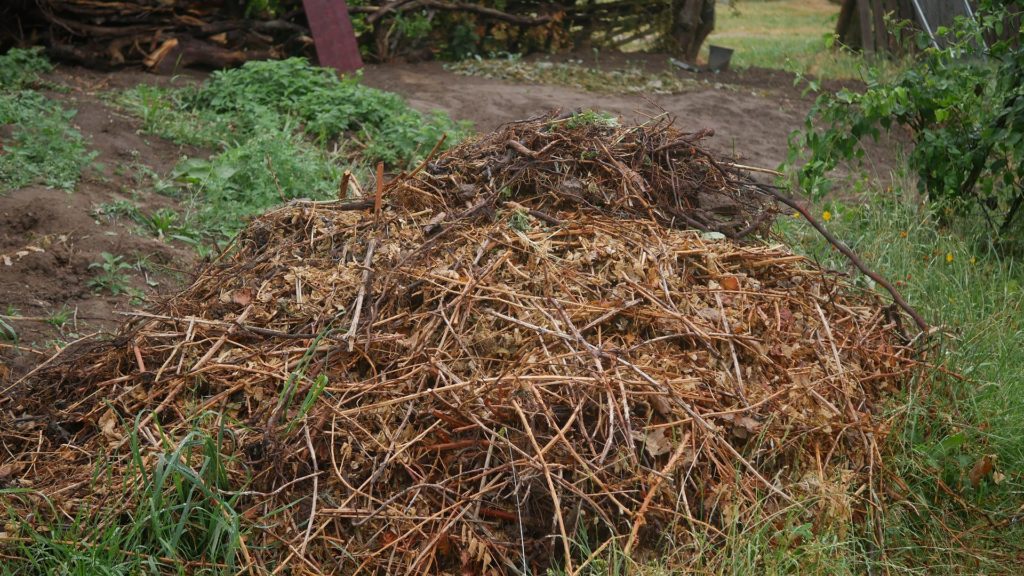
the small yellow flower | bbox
[899,230,908,238]
[946,252,954,263]
[792,211,800,218]
[970,256,977,265]
[822,210,832,222]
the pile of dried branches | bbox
[5,0,311,70]
[0,116,916,574]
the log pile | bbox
[0,115,919,573]
[1,1,716,70]
[5,0,312,71]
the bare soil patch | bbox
[1,67,203,377]
[361,58,815,170]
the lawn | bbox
[707,0,877,79]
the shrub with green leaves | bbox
[187,57,471,166]
[117,58,470,240]
[0,47,52,88]
[171,126,342,238]
[0,48,95,191]
[787,2,1024,235]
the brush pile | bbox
[0,115,915,574]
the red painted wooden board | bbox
[301,0,364,73]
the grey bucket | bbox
[708,45,734,71]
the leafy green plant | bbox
[115,84,230,148]
[0,91,97,191]
[113,58,471,240]
[46,306,73,330]
[787,3,1024,235]
[0,47,52,89]
[564,109,619,129]
[0,316,17,344]
[138,207,181,239]
[92,199,140,223]
[186,57,472,167]
[170,127,342,238]
[88,252,133,295]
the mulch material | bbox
[0,115,916,574]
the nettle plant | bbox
[788,2,1024,235]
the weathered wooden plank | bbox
[301,0,363,73]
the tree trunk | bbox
[670,0,714,63]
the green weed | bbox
[114,58,471,240]
[92,199,140,223]
[46,306,73,330]
[88,252,134,295]
[1,49,96,192]
[0,47,52,89]
[0,316,17,344]
[0,91,96,191]
[1,415,243,575]
[137,207,181,239]
[170,126,342,238]
[115,84,230,148]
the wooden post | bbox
[301,0,363,73]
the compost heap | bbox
[0,115,915,574]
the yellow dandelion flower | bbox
[822,210,832,222]
[946,252,954,263]
[793,211,800,218]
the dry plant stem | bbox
[344,237,378,351]
[763,186,929,332]
[299,420,319,557]
[623,434,693,555]
[513,400,574,574]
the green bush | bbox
[787,2,1024,235]
[187,57,472,167]
[0,47,52,89]
[118,58,471,240]
[171,126,341,238]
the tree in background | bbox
[670,0,715,62]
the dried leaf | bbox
[720,276,740,291]
[730,414,761,439]
[98,408,119,440]
[0,462,24,479]
[231,288,253,306]
[968,454,996,488]
[644,427,674,457]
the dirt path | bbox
[362,61,809,169]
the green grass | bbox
[707,0,897,80]
[0,49,96,191]
[1,418,243,575]
[773,192,1024,572]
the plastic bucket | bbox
[708,45,734,71]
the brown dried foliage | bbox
[0,116,915,574]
